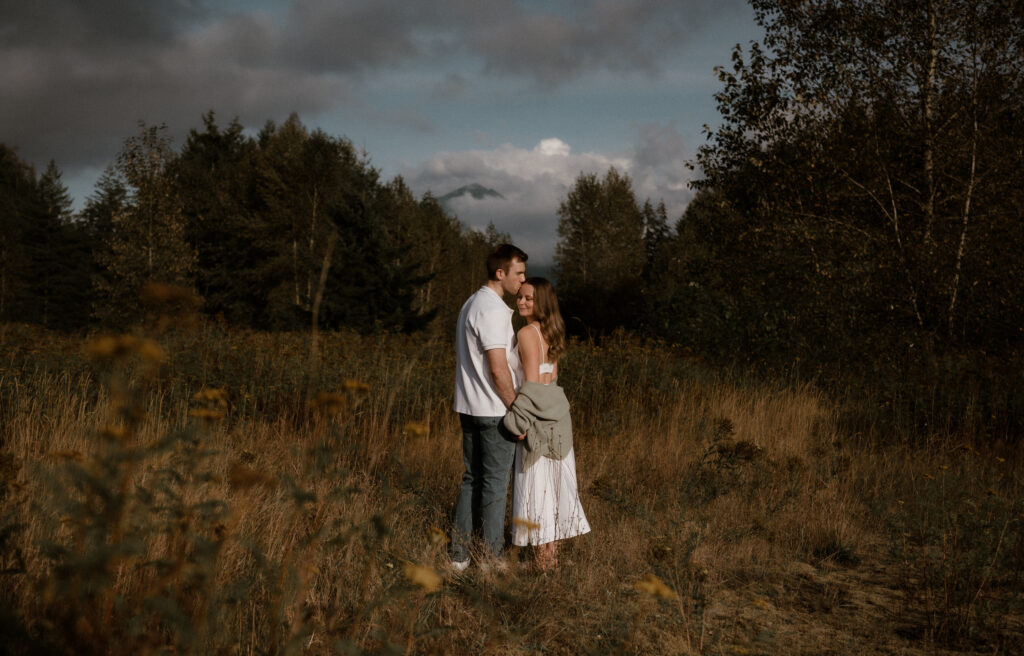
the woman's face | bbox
[516,283,536,319]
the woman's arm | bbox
[517,325,543,383]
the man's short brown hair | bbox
[486,244,528,280]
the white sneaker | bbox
[449,558,470,573]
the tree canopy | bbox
[1,113,507,334]
[684,0,1024,360]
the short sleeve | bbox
[475,305,509,351]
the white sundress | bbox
[511,324,591,547]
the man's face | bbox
[498,258,527,296]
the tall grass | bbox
[2,320,1022,654]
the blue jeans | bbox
[451,414,516,561]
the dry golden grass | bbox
[1,322,1022,655]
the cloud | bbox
[431,72,468,99]
[632,121,695,201]
[280,0,428,72]
[1,0,746,208]
[0,39,349,169]
[1,0,204,51]
[466,0,748,85]
[402,126,695,265]
[0,3,352,170]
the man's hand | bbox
[486,348,517,408]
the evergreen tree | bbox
[640,200,670,282]
[554,167,645,333]
[373,178,479,331]
[0,145,35,322]
[34,161,94,328]
[174,112,263,324]
[0,150,92,328]
[252,115,436,332]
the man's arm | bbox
[486,348,517,409]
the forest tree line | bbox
[1,113,508,334]
[2,0,1022,435]
[558,1,1023,356]
[551,0,1023,436]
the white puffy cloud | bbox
[403,124,695,265]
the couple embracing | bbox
[451,244,590,572]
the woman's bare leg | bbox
[536,541,559,570]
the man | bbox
[450,243,528,570]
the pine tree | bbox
[555,167,645,333]
[34,161,93,328]
[174,112,263,324]
[0,145,34,322]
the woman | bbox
[503,277,590,570]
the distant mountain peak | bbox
[438,183,505,204]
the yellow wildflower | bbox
[100,425,127,440]
[86,334,163,365]
[427,527,448,545]
[194,387,229,406]
[403,562,441,592]
[189,407,225,421]
[85,335,120,360]
[140,282,201,308]
[404,421,430,438]
[310,392,347,415]
[513,517,541,531]
[635,574,675,600]
[134,339,165,365]
[343,379,370,394]
[48,450,83,462]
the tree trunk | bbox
[922,0,938,246]
[947,51,980,339]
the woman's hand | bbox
[517,433,527,441]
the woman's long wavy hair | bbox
[525,277,567,363]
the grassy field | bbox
[2,317,1022,655]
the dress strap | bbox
[529,322,547,365]
[530,323,556,377]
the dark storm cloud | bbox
[0,0,205,50]
[280,0,428,72]
[1,2,347,170]
[466,0,748,85]
[2,0,748,174]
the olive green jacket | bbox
[503,381,573,470]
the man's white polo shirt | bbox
[453,285,519,417]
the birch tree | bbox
[695,0,1024,356]
[93,124,195,325]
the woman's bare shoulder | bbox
[517,323,538,340]
[517,324,541,349]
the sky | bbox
[2,0,764,265]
